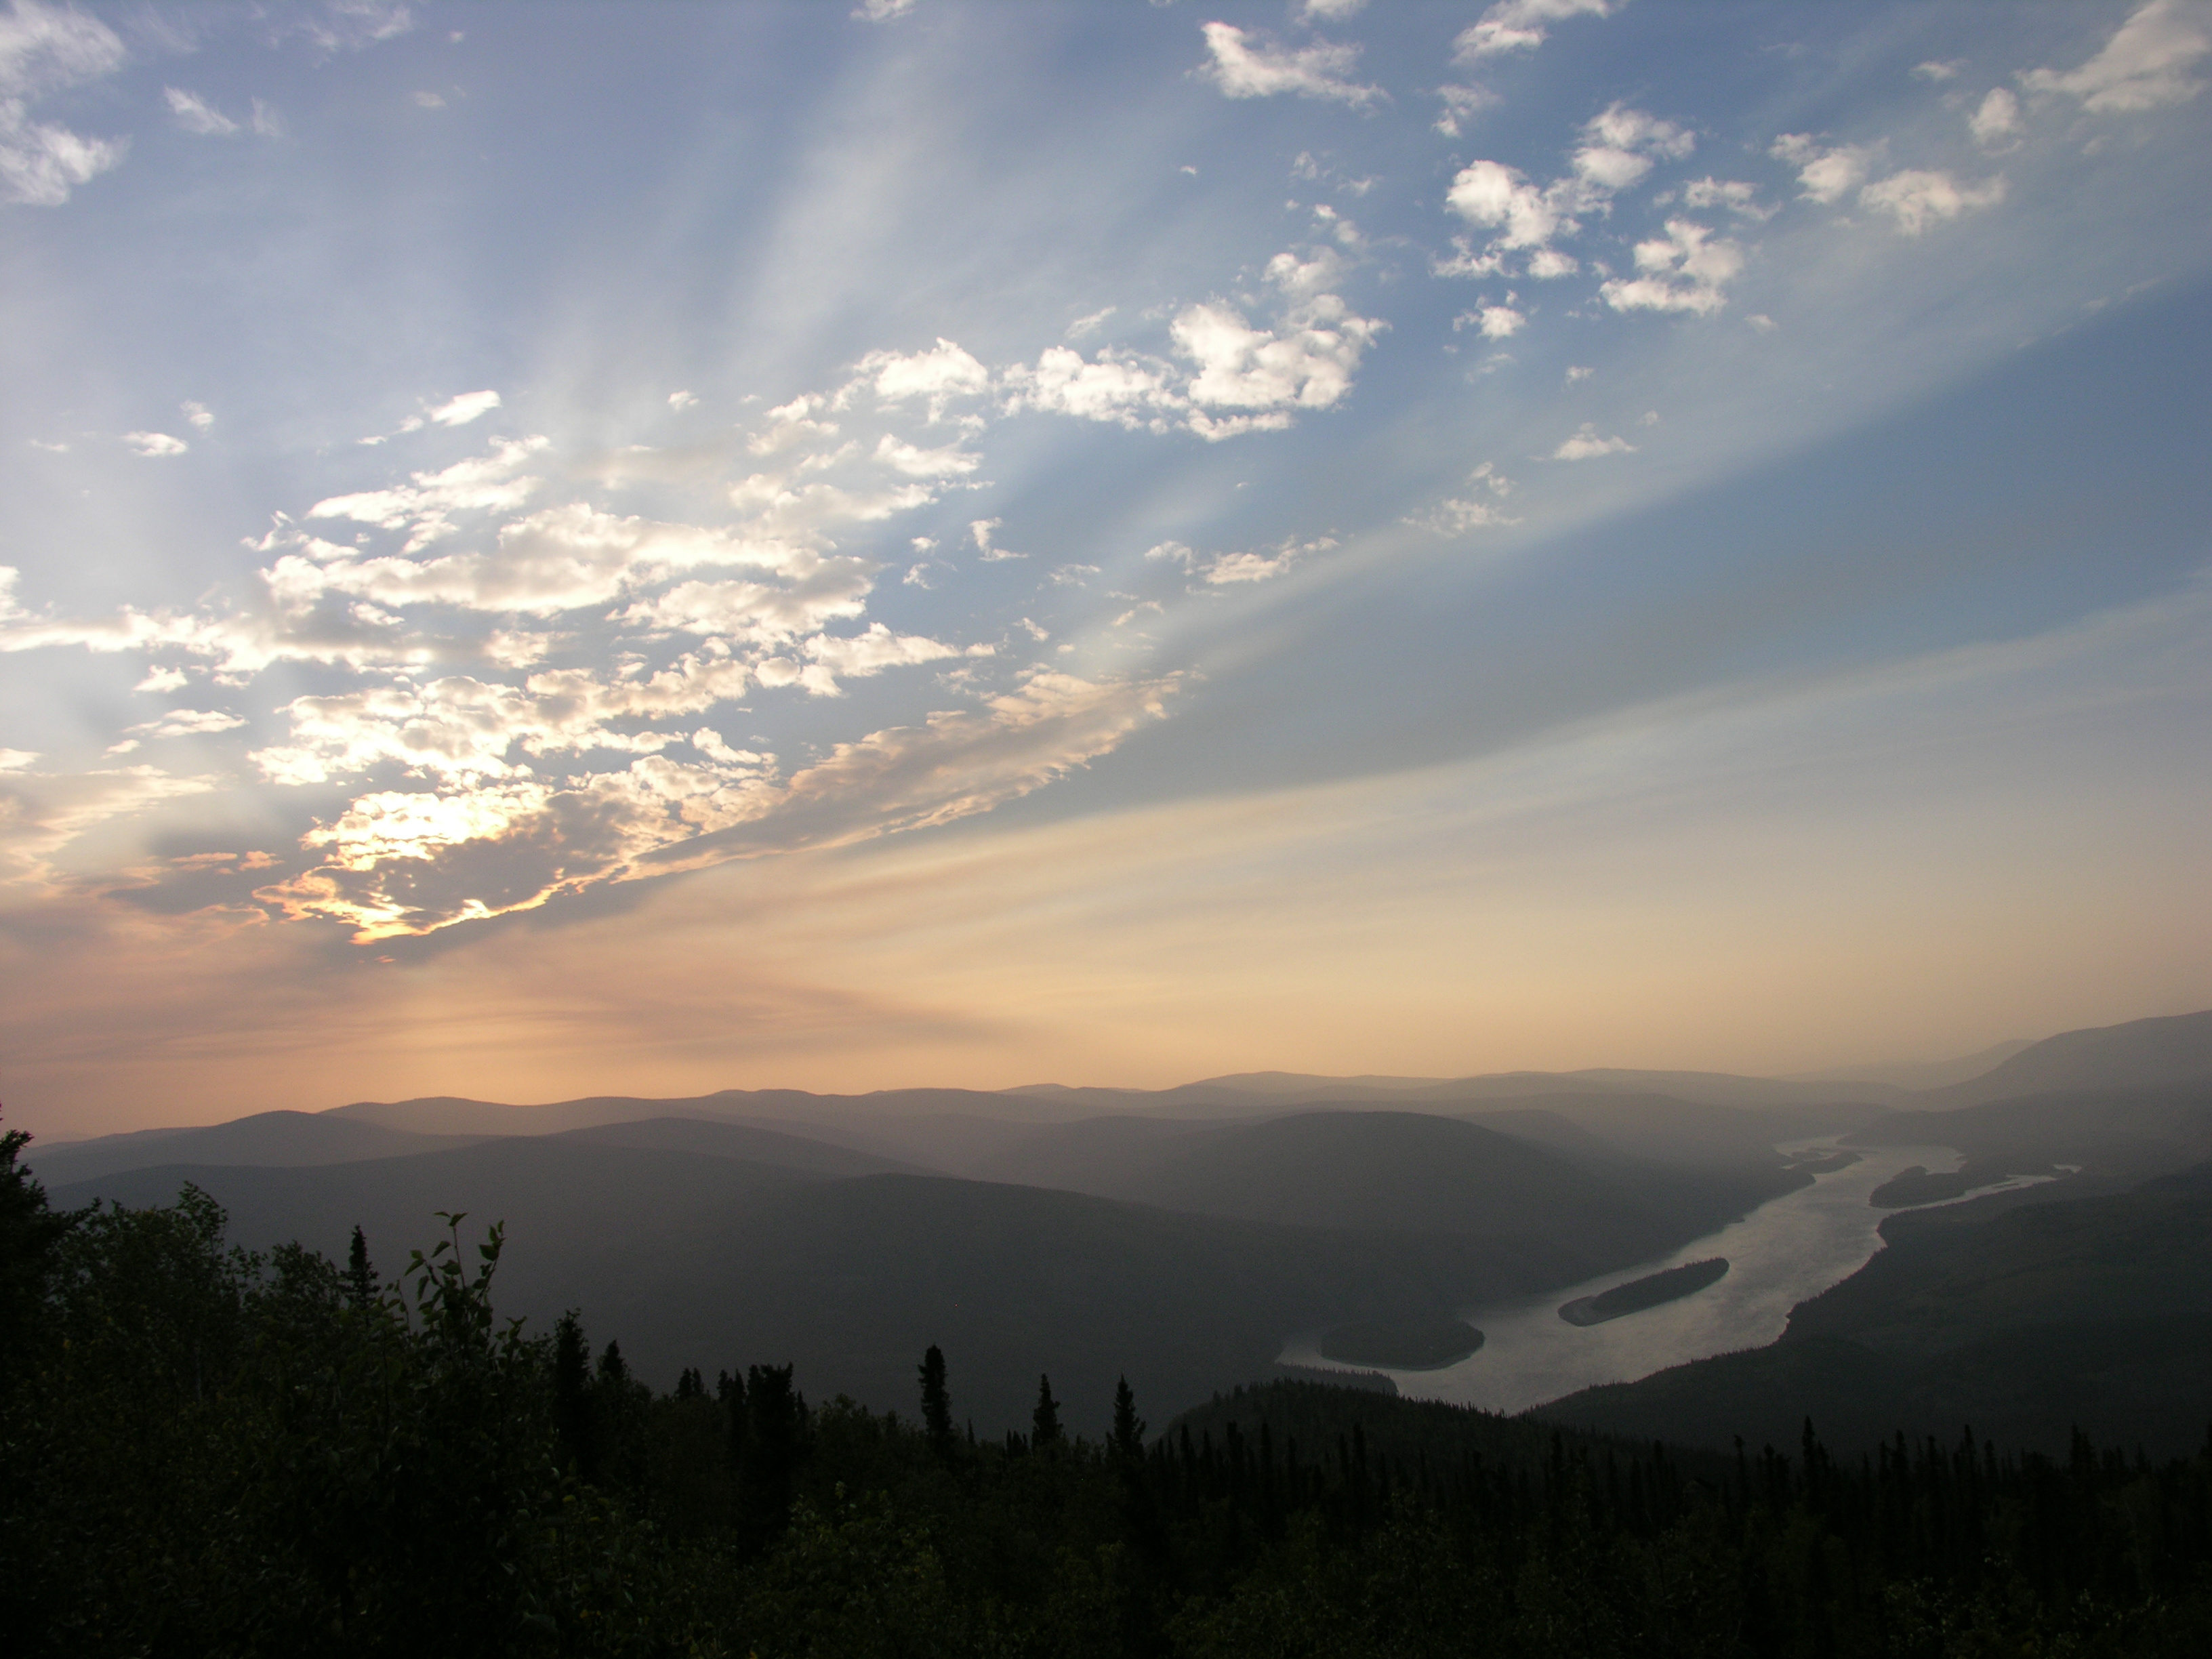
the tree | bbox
[554,1311,594,1481]
[344,1224,378,1308]
[918,1344,953,1455]
[0,1112,75,1382]
[1111,1376,1145,1467]
[1031,1372,1063,1449]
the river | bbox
[1282,1139,2051,1414]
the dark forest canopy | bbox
[6,1122,2212,1658]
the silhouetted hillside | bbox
[25,1111,487,1187]
[1536,1164,2212,1456]
[52,1145,1583,1437]
[1919,1010,2212,1106]
[1846,1082,2212,1181]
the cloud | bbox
[1173,293,1383,424]
[1434,83,1495,138]
[2021,0,2209,112]
[1551,424,1635,459]
[0,764,220,886]
[1198,22,1380,107]
[853,337,991,421]
[798,622,980,696]
[1454,0,1615,62]
[0,0,127,205]
[105,709,246,755]
[1858,169,2007,236]
[1572,102,1694,192]
[165,86,239,136]
[1298,0,1367,19]
[968,518,1025,562]
[1446,159,1568,250]
[1066,306,1115,340]
[668,389,699,411]
[854,0,915,20]
[1681,177,1772,218]
[1769,134,1875,204]
[429,389,501,426]
[125,431,190,457]
[308,434,550,549]
[1004,346,1179,430]
[1969,87,2023,148]
[1912,60,1965,82]
[257,668,1172,939]
[1600,218,1744,314]
[182,401,213,430]
[1469,304,1525,338]
[1149,535,1334,586]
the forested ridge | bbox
[5,1124,2211,1657]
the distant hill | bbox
[24,1111,487,1187]
[51,1143,1582,1437]
[1534,1162,2212,1457]
[1786,1038,2034,1091]
[1845,1082,2212,1182]
[1917,1010,2212,1107]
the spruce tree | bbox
[919,1344,954,1454]
[553,1311,594,1481]
[1111,1375,1145,1467]
[1031,1372,1063,1449]
[344,1225,378,1307]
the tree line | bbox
[3,1122,2210,1656]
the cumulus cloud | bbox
[1601,218,1744,314]
[1858,169,2007,235]
[1148,535,1334,586]
[1454,0,1615,62]
[0,0,127,205]
[2021,0,2209,112]
[1198,22,1380,106]
[1552,424,1635,460]
[1434,83,1496,138]
[1969,87,2023,148]
[1446,104,1689,279]
[125,430,189,457]
[1681,177,1772,218]
[310,435,549,549]
[854,337,990,420]
[182,401,214,430]
[1769,134,1875,204]
[1174,294,1382,424]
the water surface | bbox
[1283,1141,2049,1414]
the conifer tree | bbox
[553,1311,594,1481]
[1031,1372,1063,1449]
[919,1343,954,1454]
[344,1224,378,1307]
[1111,1375,1145,1467]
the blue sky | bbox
[3,0,2209,1132]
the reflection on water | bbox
[1282,1140,2050,1415]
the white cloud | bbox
[106,708,246,754]
[1600,218,1743,315]
[799,623,978,696]
[854,337,991,420]
[125,431,189,457]
[854,0,915,20]
[1004,346,1179,429]
[1552,424,1636,460]
[1912,60,1965,82]
[1173,293,1383,419]
[428,388,501,427]
[1434,83,1496,138]
[257,669,1170,939]
[1770,134,1875,204]
[0,0,127,205]
[1681,177,1772,218]
[2022,0,2209,112]
[1473,304,1524,339]
[1446,159,1568,250]
[1066,305,1115,340]
[968,518,1024,562]
[165,86,239,136]
[1858,169,2007,236]
[1969,87,2023,149]
[1454,0,1614,62]
[1572,102,1694,192]
[1198,22,1380,107]
[135,664,190,693]
[1565,364,1593,382]
[308,434,549,549]
[874,434,981,477]
[1298,0,1367,19]
[182,401,214,430]
[668,389,699,410]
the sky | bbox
[3,0,2209,1137]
